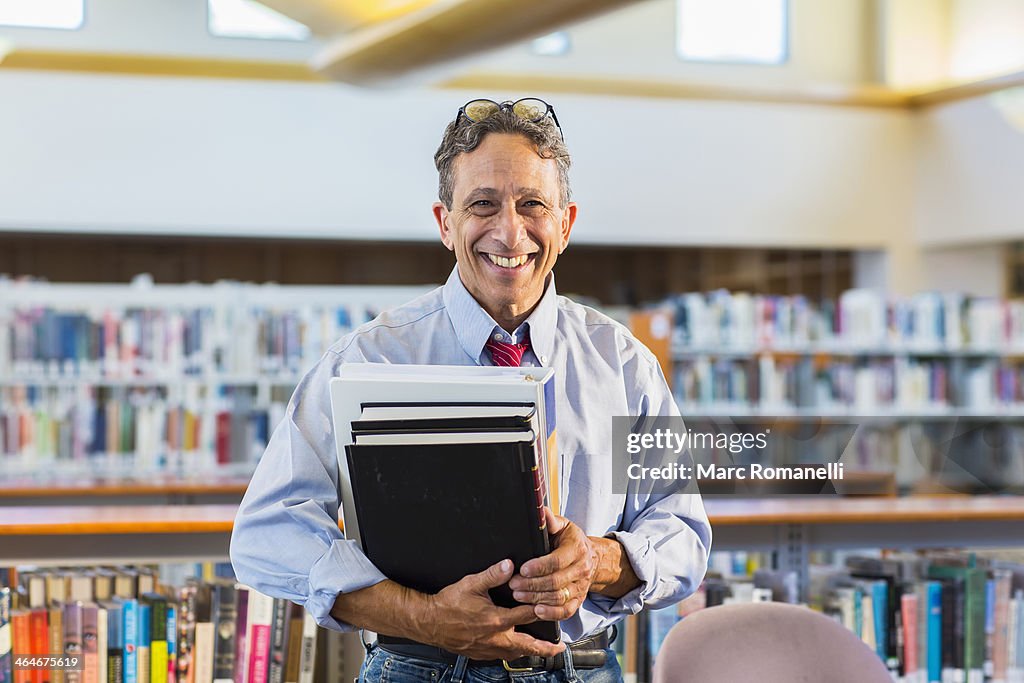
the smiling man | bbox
[230,98,711,683]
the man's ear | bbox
[433,202,455,251]
[558,202,578,254]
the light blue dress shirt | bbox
[230,266,711,642]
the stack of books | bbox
[330,363,561,643]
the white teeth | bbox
[487,254,529,268]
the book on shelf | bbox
[1,570,320,683]
[332,364,560,643]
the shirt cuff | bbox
[586,530,657,617]
[305,538,388,632]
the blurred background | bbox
[3,2,1024,680]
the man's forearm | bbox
[330,580,431,640]
[588,536,640,599]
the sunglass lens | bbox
[512,99,549,122]
[463,99,500,122]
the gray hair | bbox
[434,107,571,210]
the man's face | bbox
[433,133,577,327]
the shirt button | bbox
[541,355,548,363]
[493,333,502,341]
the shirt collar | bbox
[442,264,558,365]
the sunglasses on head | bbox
[457,98,564,141]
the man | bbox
[230,98,711,683]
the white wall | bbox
[0,0,877,86]
[482,0,877,87]
[0,70,913,251]
[948,0,1024,80]
[915,94,1024,247]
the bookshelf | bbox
[653,289,1024,496]
[0,279,432,485]
[5,497,1024,683]
[0,478,249,505]
[5,496,1023,569]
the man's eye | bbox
[474,200,492,206]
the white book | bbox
[330,364,558,546]
[193,622,215,683]
[352,430,534,446]
[97,607,108,683]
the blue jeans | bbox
[357,644,624,683]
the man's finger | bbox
[494,604,541,628]
[503,632,566,659]
[533,598,583,622]
[468,558,514,592]
[544,507,568,535]
[515,545,576,583]
[512,588,571,605]
[511,563,589,593]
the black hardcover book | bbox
[210,581,237,683]
[345,430,557,642]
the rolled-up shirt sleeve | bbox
[229,350,387,632]
[588,357,712,618]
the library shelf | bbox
[0,478,249,505]
[5,496,1024,568]
[1,504,238,565]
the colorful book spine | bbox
[122,600,138,683]
[927,581,943,683]
[63,603,82,683]
[140,597,166,683]
[165,606,176,683]
[99,602,122,683]
[230,589,248,683]
[0,589,11,683]
[243,594,272,683]
[137,604,150,683]
[81,605,98,683]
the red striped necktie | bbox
[485,333,531,367]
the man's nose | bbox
[492,202,527,248]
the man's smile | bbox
[481,252,537,270]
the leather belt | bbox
[376,628,611,671]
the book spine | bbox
[244,594,272,683]
[105,605,122,683]
[47,608,63,683]
[231,589,248,683]
[166,607,176,683]
[122,601,137,683]
[191,624,213,683]
[28,610,48,683]
[904,592,919,680]
[0,589,10,683]
[142,599,166,683]
[211,583,235,683]
[265,601,288,683]
[63,604,82,683]
[11,613,30,683]
[928,582,943,683]
[295,614,315,683]
[96,608,107,683]
[81,605,98,683]
[281,607,302,683]
[137,604,150,683]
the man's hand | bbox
[331,560,564,662]
[508,509,642,620]
[420,559,566,660]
